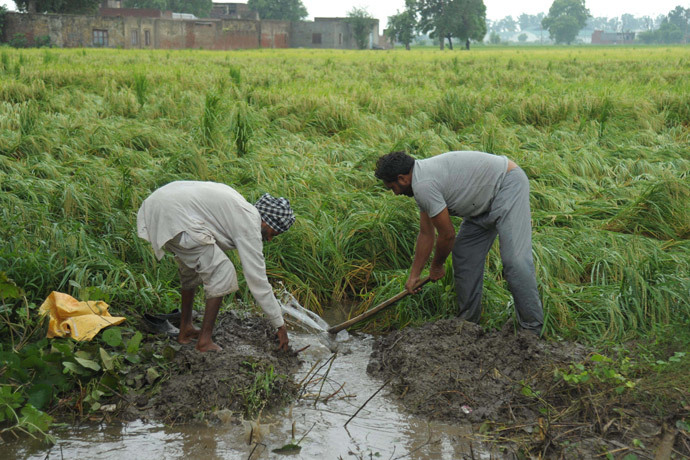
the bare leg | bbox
[196,296,223,352]
[178,288,200,344]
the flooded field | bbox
[8,330,487,459]
[4,306,685,459]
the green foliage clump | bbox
[541,0,590,44]
[346,7,378,50]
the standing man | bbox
[137,181,295,352]
[374,151,543,334]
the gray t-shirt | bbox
[412,151,508,218]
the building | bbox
[1,11,380,50]
[210,2,258,20]
[291,17,378,49]
[591,30,636,45]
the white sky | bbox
[304,0,688,28]
[1,0,687,28]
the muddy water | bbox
[9,309,490,459]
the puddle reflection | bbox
[8,331,491,460]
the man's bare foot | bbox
[196,341,222,352]
[177,326,201,344]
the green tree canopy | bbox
[417,0,486,50]
[247,0,307,21]
[14,0,98,14]
[122,0,212,18]
[638,6,689,44]
[386,1,417,50]
[0,5,6,38]
[541,0,590,44]
[346,7,377,49]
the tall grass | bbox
[0,46,688,344]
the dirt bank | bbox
[367,318,688,459]
[122,311,301,424]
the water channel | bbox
[8,303,491,459]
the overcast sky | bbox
[302,0,688,28]
[1,0,687,28]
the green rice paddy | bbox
[1,45,688,343]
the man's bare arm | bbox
[428,208,455,280]
[406,211,436,293]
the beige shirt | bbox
[137,181,284,328]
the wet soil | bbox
[367,318,688,459]
[109,312,687,459]
[123,311,301,424]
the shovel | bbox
[327,276,432,334]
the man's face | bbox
[261,223,280,242]
[383,178,413,197]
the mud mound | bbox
[145,312,301,423]
[367,318,588,423]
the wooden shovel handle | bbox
[327,276,432,334]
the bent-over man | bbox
[375,151,543,334]
[137,181,295,352]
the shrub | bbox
[9,33,28,48]
[35,35,51,48]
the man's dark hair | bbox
[375,151,415,182]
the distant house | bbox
[210,2,259,20]
[591,30,635,45]
[1,0,380,50]
[291,17,379,49]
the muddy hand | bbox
[275,325,289,352]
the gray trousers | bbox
[452,167,544,332]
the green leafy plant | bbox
[554,353,636,394]
[239,361,282,419]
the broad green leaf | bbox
[27,384,53,410]
[126,332,143,354]
[20,404,53,433]
[74,357,101,372]
[75,350,94,360]
[273,443,301,454]
[0,385,25,409]
[0,272,24,300]
[62,361,89,375]
[0,351,21,367]
[102,328,123,348]
[99,348,115,371]
[51,341,74,356]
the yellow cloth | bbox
[39,291,126,341]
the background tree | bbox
[518,33,527,42]
[417,0,486,50]
[638,6,689,44]
[667,5,690,41]
[541,0,590,44]
[123,0,212,18]
[386,2,417,50]
[518,12,544,31]
[446,0,486,47]
[14,0,99,14]
[494,15,516,33]
[247,0,307,21]
[489,31,500,44]
[346,7,377,49]
[0,5,6,39]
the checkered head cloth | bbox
[254,193,295,234]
